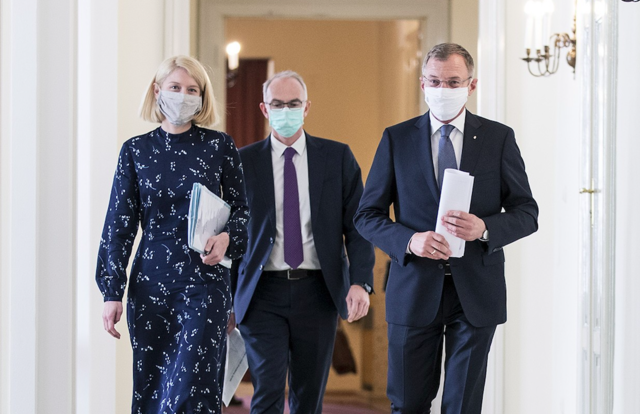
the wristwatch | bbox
[480,228,489,242]
[354,282,374,295]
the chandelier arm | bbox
[550,40,562,74]
[521,0,578,77]
[527,61,544,77]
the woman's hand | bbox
[200,232,230,266]
[103,301,123,339]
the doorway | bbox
[198,1,451,411]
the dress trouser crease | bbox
[239,273,338,414]
[388,274,496,414]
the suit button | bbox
[259,265,263,270]
[270,237,274,244]
[438,264,444,269]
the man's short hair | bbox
[423,43,475,77]
[262,70,308,101]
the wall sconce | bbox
[521,0,577,77]
[226,41,241,88]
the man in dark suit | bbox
[233,70,375,414]
[354,43,539,414]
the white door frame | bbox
[476,1,506,413]
[578,0,617,413]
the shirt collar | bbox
[429,109,467,136]
[270,131,307,157]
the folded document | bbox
[434,169,475,258]
[187,182,232,268]
[223,328,249,407]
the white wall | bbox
[76,1,121,413]
[497,0,580,412]
[0,1,120,414]
[614,3,640,413]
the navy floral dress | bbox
[95,125,249,414]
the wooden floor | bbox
[222,383,389,414]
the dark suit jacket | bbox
[233,133,375,324]
[354,111,538,328]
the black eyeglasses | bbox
[421,76,472,89]
[264,99,306,110]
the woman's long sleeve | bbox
[221,134,249,259]
[95,143,140,301]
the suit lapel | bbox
[459,111,484,174]
[252,138,277,228]
[411,113,440,202]
[306,134,325,226]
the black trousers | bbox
[387,274,497,414]
[239,273,338,414]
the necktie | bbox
[283,147,303,269]
[437,124,457,190]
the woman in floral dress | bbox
[96,55,249,414]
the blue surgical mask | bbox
[268,107,304,138]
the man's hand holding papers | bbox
[409,231,452,260]
[434,169,475,258]
[441,211,487,242]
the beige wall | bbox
[451,0,479,113]
[226,17,421,396]
[225,18,421,179]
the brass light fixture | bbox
[522,1,577,77]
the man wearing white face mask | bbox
[355,43,538,414]
[232,71,375,414]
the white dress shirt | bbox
[265,133,321,271]
[429,110,466,181]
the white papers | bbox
[223,328,249,407]
[435,169,475,258]
[187,182,232,268]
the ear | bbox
[259,102,269,119]
[153,83,161,99]
[303,100,311,118]
[468,78,478,96]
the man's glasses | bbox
[421,76,472,89]
[264,99,306,110]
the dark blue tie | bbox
[283,147,303,269]
[437,124,457,190]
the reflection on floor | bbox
[223,383,389,414]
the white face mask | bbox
[423,87,469,121]
[157,90,202,126]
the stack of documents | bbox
[187,182,232,268]
[435,169,475,258]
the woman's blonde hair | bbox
[140,55,219,127]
